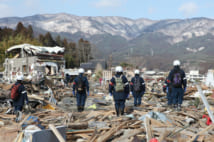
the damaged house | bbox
[3,43,65,82]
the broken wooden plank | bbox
[67,128,109,134]
[67,122,88,129]
[99,110,114,121]
[96,121,127,142]
[18,113,31,129]
[144,117,153,142]
[49,124,65,142]
[150,118,166,127]
[188,124,214,142]
[112,128,144,142]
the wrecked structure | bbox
[3,44,65,82]
[0,68,214,141]
[205,69,214,88]
[80,59,107,71]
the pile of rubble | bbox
[0,78,214,142]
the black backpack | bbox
[76,77,85,92]
[133,77,141,92]
[172,71,182,88]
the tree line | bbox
[0,22,92,69]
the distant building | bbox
[4,43,65,82]
[102,70,112,81]
[205,70,214,87]
[186,70,205,82]
[80,59,107,71]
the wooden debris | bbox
[144,117,153,142]
[49,124,65,142]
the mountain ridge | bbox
[1,13,214,72]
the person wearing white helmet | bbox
[167,60,187,111]
[78,68,85,74]
[109,66,129,116]
[173,60,181,66]
[73,68,89,112]
[11,74,29,122]
[130,69,145,107]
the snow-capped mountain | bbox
[1,13,214,44]
[1,13,214,72]
[0,13,156,40]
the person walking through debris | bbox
[109,66,129,116]
[163,77,173,108]
[73,68,89,112]
[65,73,71,87]
[11,74,29,122]
[167,60,187,111]
[130,69,146,107]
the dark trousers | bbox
[172,87,184,105]
[167,92,173,105]
[114,99,125,116]
[76,93,87,107]
[133,92,143,106]
[14,106,23,112]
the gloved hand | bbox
[130,92,133,96]
[87,91,90,96]
[184,87,186,93]
[126,93,129,99]
[25,104,30,110]
[73,91,75,96]
[109,93,112,96]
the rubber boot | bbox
[173,104,177,111]
[121,109,124,116]
[77,106,81,112]
[177,104,181,111]
[116,108,120,117]
[81,106,84,112]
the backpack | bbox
[172,71,182,88]
[133,77,141,92]
[114,75,124,92]
[76,77,85,92]
[11,84,21,100]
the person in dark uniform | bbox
[130,69,145,106]
[167,60,187,111]
[109,66,129,116]
[73,68,89,112]
[13,75,29,122]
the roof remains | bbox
[7,43,64,55]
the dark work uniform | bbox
[109,73,129,116]
[65,74,70,87]
[73,74,89,112]
[130,74,145,106]
[168,66,187,107]
[13,81,28,112]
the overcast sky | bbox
[0,0,213,20]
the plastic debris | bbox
[138,111,171,123]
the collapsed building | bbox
[3,43,65,82]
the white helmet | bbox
[115,66,123,72]
[78,68,85,74]
[87,70,92,75]
[16,74,24,81]
[173,60,181,66]
[27,75,32,80]
[134,69,140,74]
